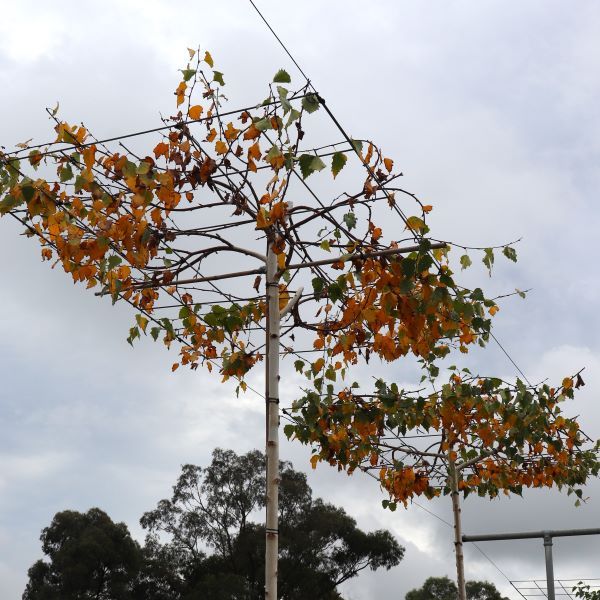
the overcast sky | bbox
[1,1,599,599]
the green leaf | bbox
[310,156,326,173]
[294,359,305,374]
[286,108,301,127]
[343,212,357,230]
[351,139,363,154]
[107,255,122,270]
[179,306,191,319]
[283,424,295,439]
[150,327,160,341]
[328,282,343,303]
[74,175,86,193]
[515,288,526,299]
[312,277,324,299]
[181,69,196,82]
[127,326,140,346]
[137,161,151,175]
[59,164,74,182]
[213,71,225,86]
[273,69,291,83]
[302,94,320,113]
[122,160,137,177]
[276,86,292,113]
[298,154,325,179]
[0,194,22,214]
[135,314,149,333]
[21,185,35,202]
[482,248,494,275]
[255,118,272,132]
[320,240,331,252]
[460,254,472,270]
[502,246,517,262]
[331,152,347,179]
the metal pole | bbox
[264,237,280,599]
[543,532,555,600]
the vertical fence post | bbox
[543,532,555,600]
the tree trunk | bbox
[449,461,467,600]
[264,238,280,599]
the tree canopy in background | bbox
[406,576,509,600]
[22,448,403,600]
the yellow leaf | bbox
[206,128,217,142]
[204,50,214,67]
[489,305,499,316]
[256,208,271,230]
[310,455,320,470]
[277,252,286,270]
[405,215,426,231]
[562,377,573,390]
[215,140,228,155]
[188,105,203,120]
[383,157,393,172]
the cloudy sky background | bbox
[1,1,599,598]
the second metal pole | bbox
[543,533,555,600]
[264,238,280,599]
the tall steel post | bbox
[543,532,555,600]
[264,237,280,599]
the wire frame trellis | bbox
[512,579,600,600]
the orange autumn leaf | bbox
[175,81,187,106]
[312,357,325,373]
[270,201,287,223]
[153,142,170,159]
[188,105,203,120]
[422,205,433,213]
[215,140,228,155]
[224,122,240,141]
[248,142,261,161]
[243,124,261,140]
[383,157,394,172]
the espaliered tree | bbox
[0,48,580,599]
[287,371,599,599]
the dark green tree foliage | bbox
[139,448,404,599]
[22,508,142,600]
[406,577,509,600]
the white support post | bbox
[264,236,280,599]
[450,459,467,600]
